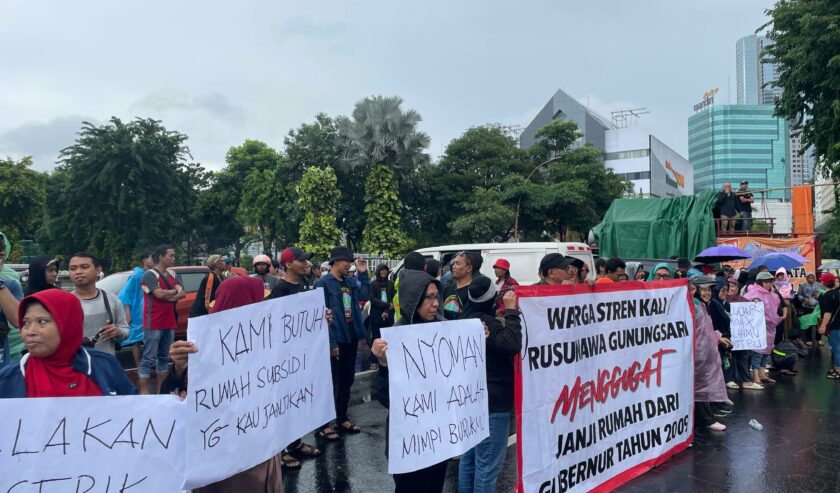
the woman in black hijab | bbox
[26,256,61,296]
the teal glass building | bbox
[688,105,790,201]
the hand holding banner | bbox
[516,282,694,493]
[382,319,489,474]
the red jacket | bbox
[495,276,519,313]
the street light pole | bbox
[513,155,562,242]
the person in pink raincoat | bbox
[690,275,730,431]
[743,271,783,385]
[774,266,794,300]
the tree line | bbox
[1,95,629,271]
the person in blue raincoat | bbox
[117,251,154,368]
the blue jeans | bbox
[750,352,769,370]
[140,329,174,378]
[830,331,840,369]
[458,412,510,493]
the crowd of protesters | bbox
[0,223,838,492]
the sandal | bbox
[281,453,301,470]
[827,370,840,380]
[339,420,361,433]
[761,377,776,384]
[316,427,340,441]
[293,441,322,458]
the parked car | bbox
[392,242,596,285]
[96,265,247,339]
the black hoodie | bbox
[373,270,442,409]
[462,280,522,413]
[26,256,60,296]
[369,263,396,328]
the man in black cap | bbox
[270,246,326,466]
[314,246,368,437]
[737,180,754,231]
[538,253,571,286]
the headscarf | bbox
[19,289,102,398]
[212,276,265,313]
[725,278,745,302]
[647,263,673,281]
[25,255,61,296]
[774,267,793,299]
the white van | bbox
[393,242,596,285]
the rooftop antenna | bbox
[610,108,650,128]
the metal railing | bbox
[715,217,776,236]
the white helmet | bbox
[253,254,272,266]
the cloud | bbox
[130,90,245,122]
[0,116,97,171]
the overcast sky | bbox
[0,0,774,172]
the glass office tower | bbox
[689,105,790,201]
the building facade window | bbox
[604,149,650,161]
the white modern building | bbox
[815,176,835,232]
[520,88,693,197]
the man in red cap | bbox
[493,259,519,314]
[818,272,838,350]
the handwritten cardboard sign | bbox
[381,319,489,474]
[184,289,335,489]
[0,395,186,492]
[729,301,767,351]
[515,282,694,493]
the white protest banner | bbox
[515,281,694,493]
[0,395,185,492]
[729,301,767,351]
[382,319,489,474]
[184,288,335,489]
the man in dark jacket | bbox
[314,246,369,436]
[458,275,522,492]
[717,182,739,233]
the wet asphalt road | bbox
[282,345,840,493]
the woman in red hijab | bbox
[163,276,284,492]
[0,289,136,397]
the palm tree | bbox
[338,96,430,175]
[337,96,430,256]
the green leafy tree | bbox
[194,172,244,256]
[0,156,47,255]
[227,140,287,254]
[297,166,341,259]
[338,96,429,252]
[519,120,630,241]
[40,117,202,270]
[362,163,407,256]
[763,0,840,175]
[411,125,529,244]
[283,114,352,247]
[447,187,516,243]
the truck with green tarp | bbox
[592,191,719,260]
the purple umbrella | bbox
[694,245,750,263]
